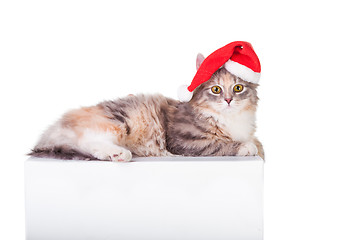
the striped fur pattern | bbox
[30,68,263,161]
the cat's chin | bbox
[223,106,235,111]
[218,107,240,116]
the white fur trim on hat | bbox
[224,60,261,84]
[177,85,193,102]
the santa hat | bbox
[178,41,261,102]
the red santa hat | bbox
[178,41,261,102]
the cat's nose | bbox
[225,98,232,104]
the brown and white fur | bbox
[30,54,264,161]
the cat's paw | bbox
[237,142,258,156]
[93,146,132,162]
[110,148,132,162]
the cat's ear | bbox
[196,53,205,70]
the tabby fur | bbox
[30,66,263,161]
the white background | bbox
[1,0,359,239]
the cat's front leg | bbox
[237,141,258,156]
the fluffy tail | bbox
[28,146,95,160]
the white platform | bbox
[25,156,264,240]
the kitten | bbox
[30,54,264,161]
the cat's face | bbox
[190,68,258,114]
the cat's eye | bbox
[233,84,244,93]
[211,86,222,94]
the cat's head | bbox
[190,54,258,115]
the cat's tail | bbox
[28,146,95,160]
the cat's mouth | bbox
[222,104,234,111]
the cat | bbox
[30,53,264,161]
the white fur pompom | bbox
[177,85,193,102]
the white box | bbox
[25,156,263,240]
